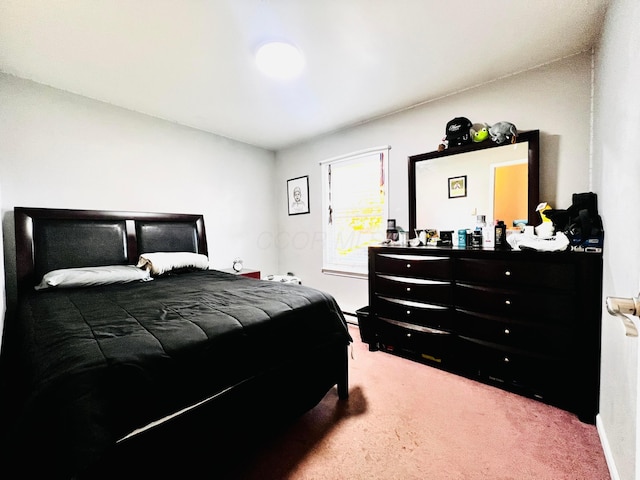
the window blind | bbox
[321,146,390,276]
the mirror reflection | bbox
[409,130,539,237]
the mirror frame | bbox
[408,129,539,237]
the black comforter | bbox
[1,270,350,478]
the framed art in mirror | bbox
[448,175,467,198]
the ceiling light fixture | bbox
[255,41,305,80]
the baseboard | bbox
[596,413,621,480]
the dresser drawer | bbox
[375,274,452,305]
[458,338,571,401]
[375,254,452,280]
[455,310,571,356]
[374,295,454,331]
[456,258,576,290]
[377,317,456,366]
[455,283,575,325]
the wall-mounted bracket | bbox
[606,295,640,337]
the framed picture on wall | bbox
[448,175,467,198]
[287,175,310,215]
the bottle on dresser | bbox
[494,220,507,248]
[473,215,494,248]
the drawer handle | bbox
[504,270,511,276]
[406,287,411,292]
[504,329,510,335]
[406,263,411,268]
[505,300,511,306]
[406,333,412,338]
[406,310,411,316]
[503,357,510,363]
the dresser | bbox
[366,245,603,423]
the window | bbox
[320,146,390,277]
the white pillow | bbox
[136,252,210,276]
[35,265,152,290]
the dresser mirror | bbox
[409,130,539,236]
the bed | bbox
[0,207,351,479]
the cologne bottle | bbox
[494,220,506,248]
[475,215,486,233]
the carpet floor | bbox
[217,324,610,480]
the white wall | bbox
[0,73,278,341]
[276,52,594,315]
[593,0,640,478]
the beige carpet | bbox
[221,324,610,480]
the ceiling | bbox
[0,1,610,151]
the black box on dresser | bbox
[366,245,603,423]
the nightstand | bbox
[219,268,261,279]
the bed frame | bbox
[14,207,208,293]
[4,206,350,478]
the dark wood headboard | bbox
[14,207,207,294]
